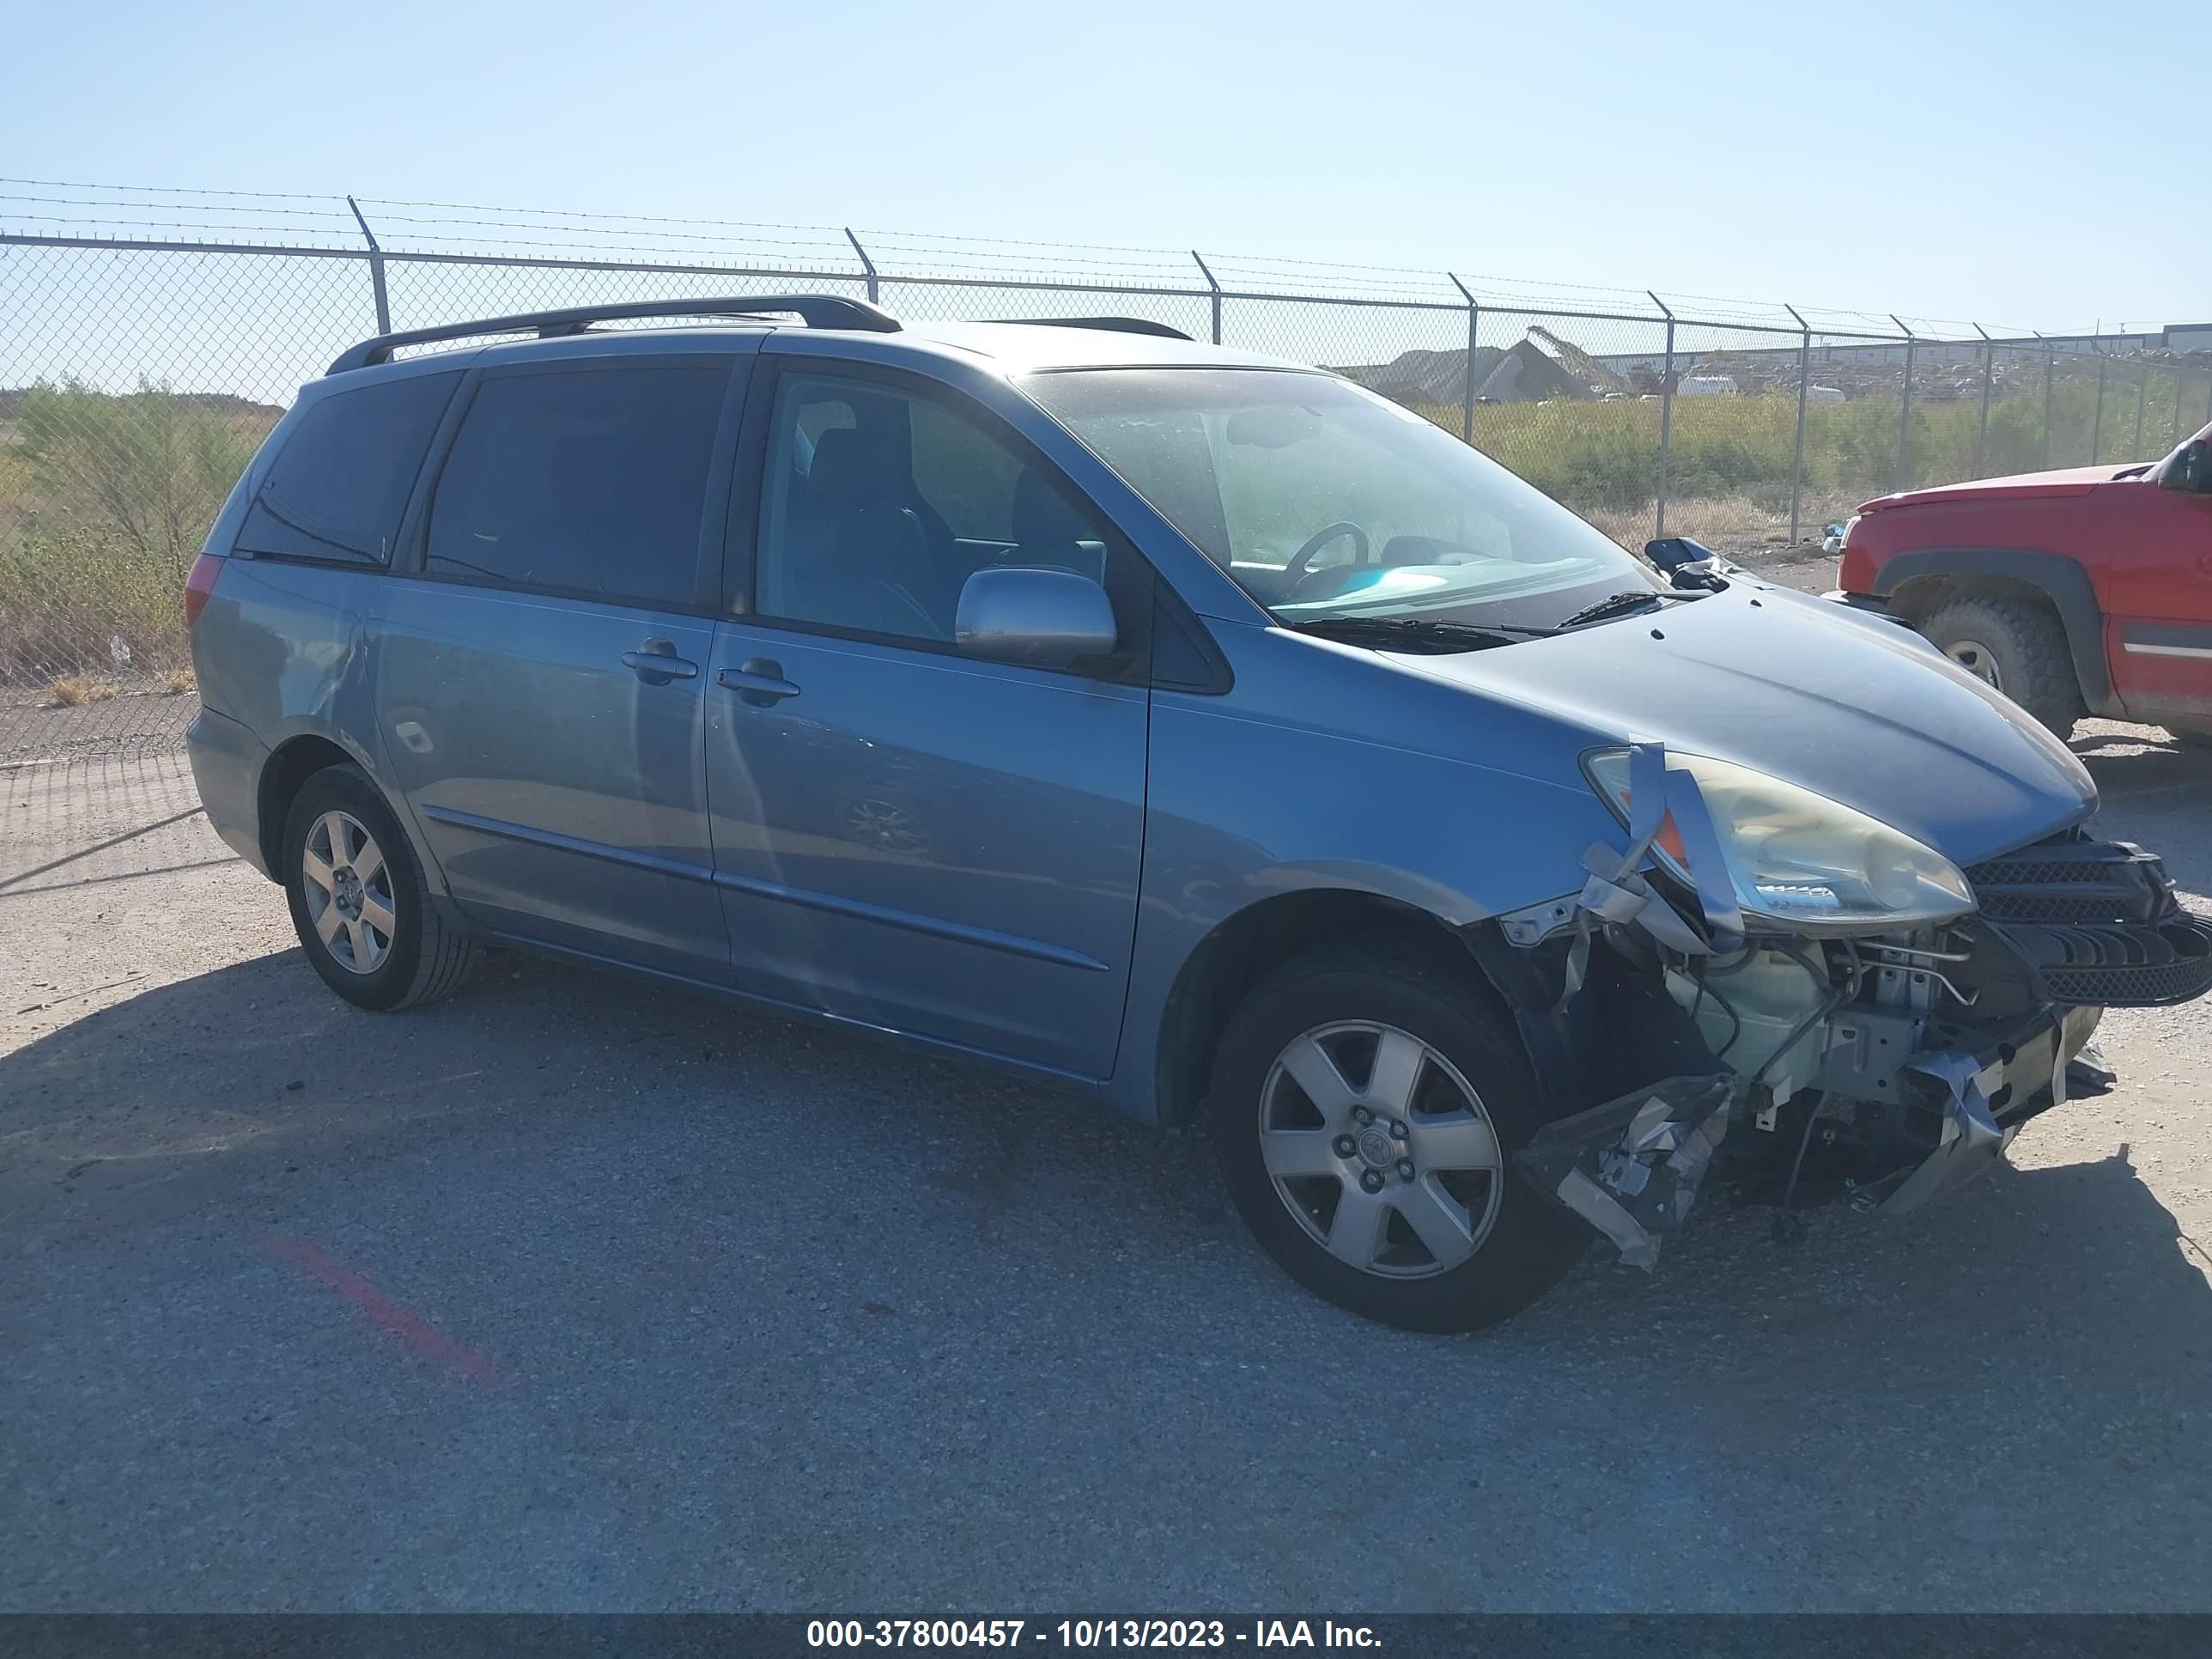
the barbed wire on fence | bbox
[4,179,2210,769]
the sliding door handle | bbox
[718,659,801,706]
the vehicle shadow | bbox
[6,945,2210,1607]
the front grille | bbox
[2043,958,2212,1006]
[1982,859,2098,887]
[1978,891,2130,924]
[1968,834,2211,1007]
[1966,838,2174,927]
[1996,916,2212,1008]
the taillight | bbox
[183,553,222,628]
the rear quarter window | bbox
[235,371,462,564]
[422,363,730,610]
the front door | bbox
[703,362,1150,1078]
[373,350,747,979]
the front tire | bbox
[1208,950,1589,1333]
[282,765,481,1012]
[1921,595,2083,737]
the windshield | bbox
[1022,367,1659,631]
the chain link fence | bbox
[7,183,2210,776]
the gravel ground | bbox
[0,684,198,768]
[5,564,2211,1612]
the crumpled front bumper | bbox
[1860,1002,2103,1214]
[1513,1004,2105,1266]
[1515,1076,1733,1270]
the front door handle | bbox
[622,640,699,684]
[718,658,801,706]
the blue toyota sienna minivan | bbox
[184,296,2212,1330]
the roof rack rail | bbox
[327,294,901,374]
[1009,316,1194,342]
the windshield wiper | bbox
[1281,614,1550,653]
[1556,589,1670,629]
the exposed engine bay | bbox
[1485,752,2212,1268]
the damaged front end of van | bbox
[1480,738,2212,1267]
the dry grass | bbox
[48,675,120,707]
[163,665,197,697]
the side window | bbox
[910,400,1024,541]
[756,374,1115,646]
[236,370,460,564]
[424,363,728,608]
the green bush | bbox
[1522,434,1657,512]
[1,381,263,684]
[12,380,260,578]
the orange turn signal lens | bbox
[1618,788,1690,867]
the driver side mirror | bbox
[2163,438,2212,495]
[955,567,1117,668]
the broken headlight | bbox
[1585,748,1974,933]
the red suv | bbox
[1837,420,2212,740]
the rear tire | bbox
[281,765,481,1012]
[1921,595,2083,737]
[1207,948,1589,1333]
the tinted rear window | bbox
[236,371,460,564]
[423,364,729,609]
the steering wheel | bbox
[1282,521,1370,582]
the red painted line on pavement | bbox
[266,1235,507,1383]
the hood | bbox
[1392,584,2096,866]
[1861,463,2137,512]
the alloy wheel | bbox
[301,809,396,975]
[1256,1021,1504,1278]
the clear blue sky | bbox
[5,0,2200,333]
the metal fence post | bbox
[1192,251,1222,346]
[2133,366,2148,459]
[2174,368,2188,446]
[1784,303,1811,544]
[2091,350,2107,463]
[2040,336,2055,468]
[1649,292,1674,540]
[1973,324,1994,476]
[1890,314,1915,490]
[1448,274,1479,446]
[844,228,878,303]
[346,195,391,335]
